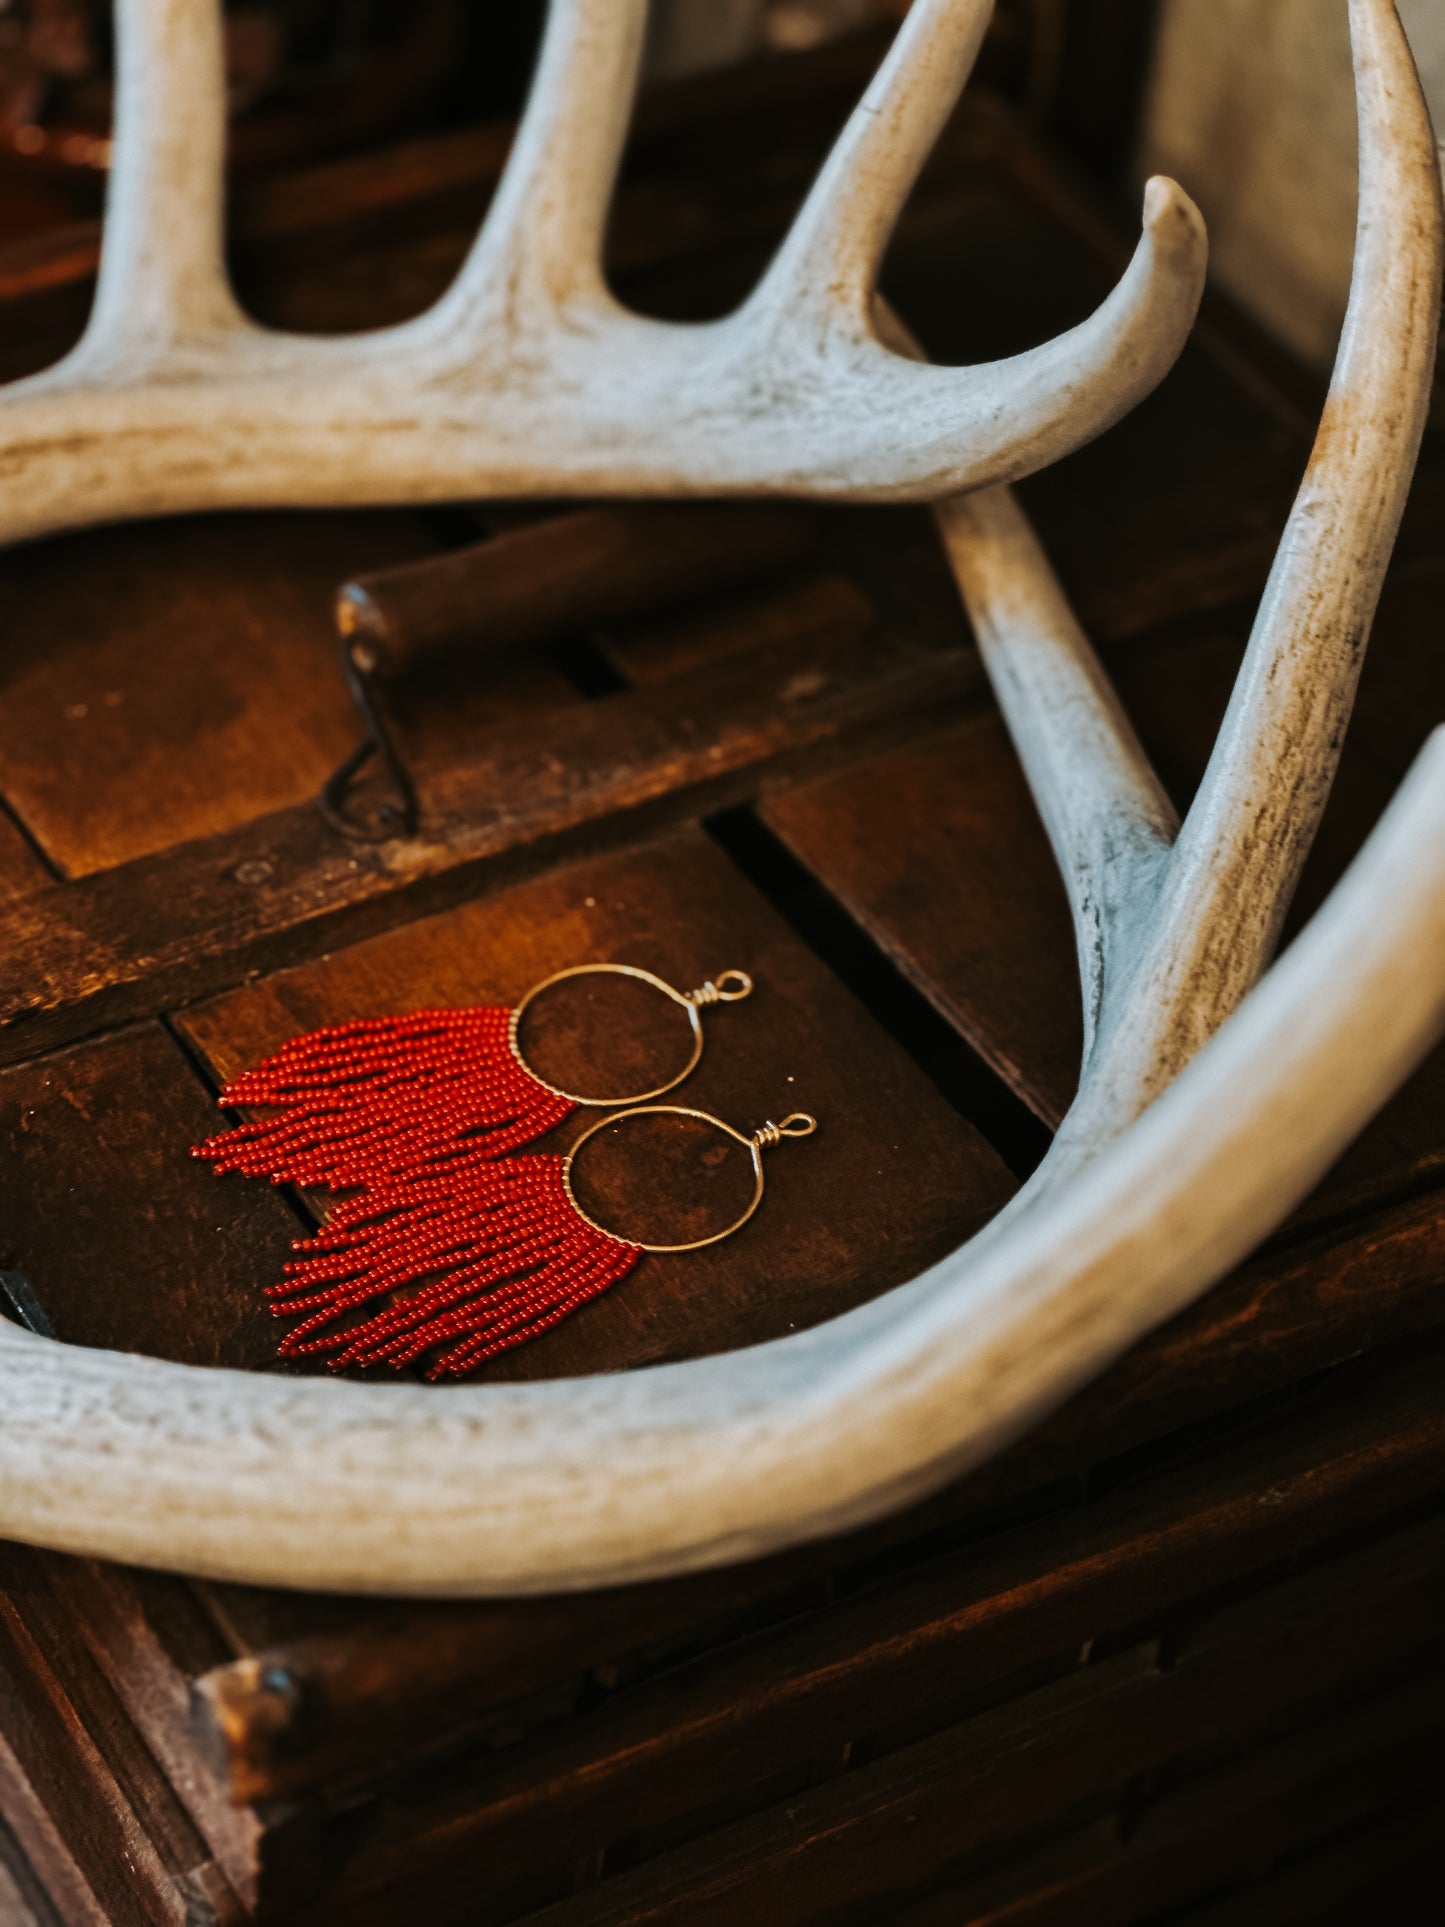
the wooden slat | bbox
[182,1189,1445,1812]
[600,571,877,690]
[896,1705,1443,1926]
[0,1735,104,1927]
[762,717,1078,1125]
[254,1361,1445,1918]
[526,1671,1445,1927]
[20,1557,264,1911]
[514,1387,1445,1927]
[1038,1189,1445,1459]
[0,626,977,1068]
[0,512,438,876]
[0,1023,302,1368]
[0,1545,246,1927]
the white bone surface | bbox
[0,0,1440,1595]
[0,0,1206,545]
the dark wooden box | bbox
[0,30,1441,1927]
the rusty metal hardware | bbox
[319,502,818,840]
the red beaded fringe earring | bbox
[192,964,813,1378]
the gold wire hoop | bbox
[562,1106,817,1253]
[508,963,753,1107]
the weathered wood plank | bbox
[0,628,977,1067]
[763,717,1079,1125]
[0,512,438,876]
[182,1189,1445,1812]
[0,1024,301,1368]
[895,1695,1443,1925]
[248,1364,1445,1917]
[21,1557,264,1911]
[524,1671,1445,1927]
[0,807,50,905]
[0,1733,106,1927]
[0,1544,245,1927]
[513,1387,1445,1927]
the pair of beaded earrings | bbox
[193,964,815,1380]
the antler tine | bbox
[935,485,1177,1050]
[903,0,1438,1190]
[0,0,1208,535]
[753,0,995,325]
[435,0,649,331]
[741,0,1207,496]
[743,170,1207,498]
[875,295,1175,1052]
[82,0,246,364]
[0,4,1443,1597]
[1109,0,1443,1102]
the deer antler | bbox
[0,0,1206,547]
[0,0,1438,1595]
[933,0,1443,1190]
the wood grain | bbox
[513,1366,1445,1927]
[178,826,1015,1384]
[0,808,50,905]
[894,1694,1444,1925]
[0,625,978,1068]
[184,1187,1445,1811]
[765,716,1080,1124]
[0,27,1436,1920]
[0,1544,245,1927]
[0,512,436,876]
[0,1024,300,1369]
[240,1354,1445,1917]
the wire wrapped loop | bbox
[686,969,753,1007]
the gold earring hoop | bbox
[562,1106,817,1253]
[508,963,753,1107]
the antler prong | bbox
[82,0,247,365]
[1102,0,1443,1104]
[753,0,995,325]
[875,294,1175,1050]
[437,0,648,331]
[747,170,1207,498]
[935,485,1176,1051]
[0,0,1208,539]
[917,0,1440,1187]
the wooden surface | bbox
[0,37,1439,1927]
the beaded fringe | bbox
[194,1007,573,1187]
[193,1007,639,1378]
[270,1156,640,1379]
